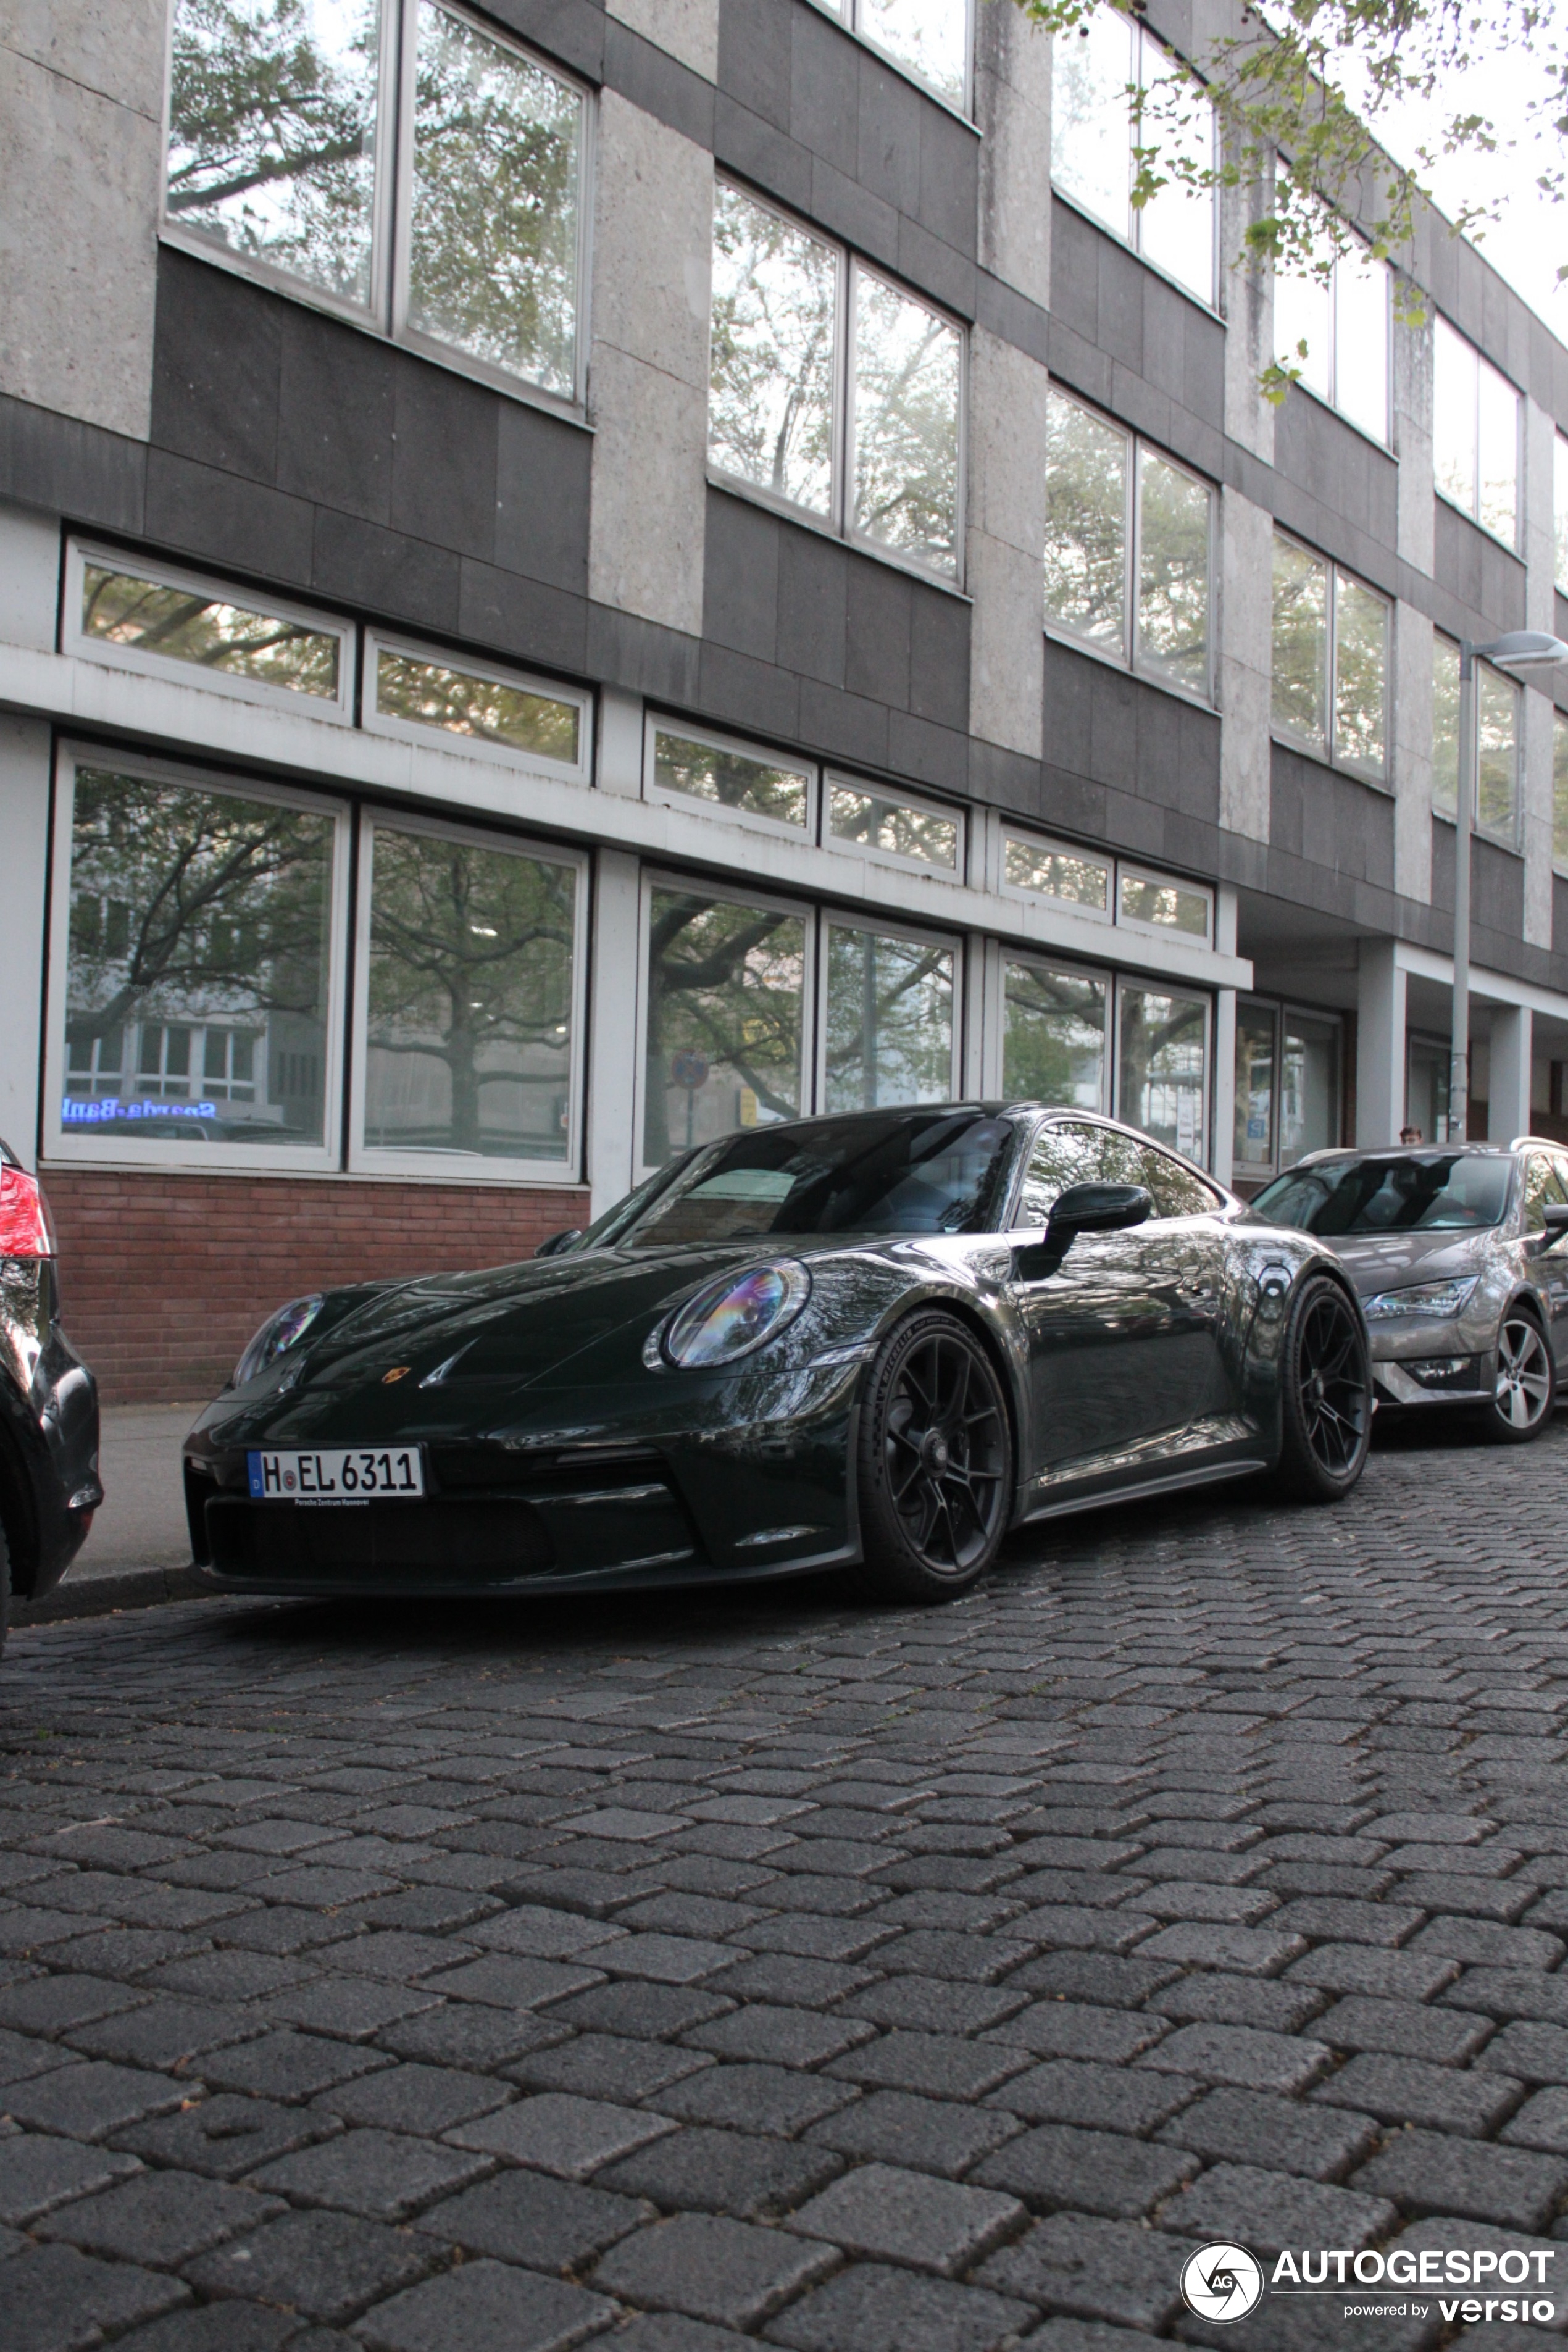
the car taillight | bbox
[0,1164,54,1259]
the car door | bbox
[1525,1153,1568,1363]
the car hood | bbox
[1311,1225,1499,1296]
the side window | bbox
[1017,1122,1104,1224]
[1135,1142,1221,1218]
[1524,1154,1566,1233]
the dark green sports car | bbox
[183,1104,1371,1605]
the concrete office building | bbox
[4,0,1568,1399]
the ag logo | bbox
[1181,2243,1264,2324]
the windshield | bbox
[594,1112,1020,1248]
[1254,1153,1514,1236]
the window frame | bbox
[822,773,965,878]
[1115,862,1216,947]
[1043,387,1216,706]
[999,948,1113,1116]
[348,805,590,1184]
[805,0,975,116]
[362,628,593,783]
[1000,828,1114,925]
[1432,315,1522,553]
[1112,970,1212,1169]
[642,712,819,843]
[44,741,352,1177]
[1231,995,1344,1184]
[1433,635,1524,852]
[159,0,594,417]
[1271,209,1392,448]
[1269,529,1392,787]
[65,540,356,725]
[816,907,964,1120]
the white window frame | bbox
[1269,530,1392,787]
[999,947,1113,1115]
[1114,861,1215,947]
[363,629,593,783]
[815,907,963,1116]
[159,0,594,415]
[643,712,819,843]
[65,540,355,725]
[1112,970,1212,1168]
[634,867,817,1182]
[805,0,975,115]
[999,827,1114,925]
[1433,315,1522,552]
[348,807,589,1185]
[822,773,965,878]
[44,741,351,1176]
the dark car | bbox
[184,1105,1370,1606]
[1253,1138,1568,1441]
[0,1140,102,1644]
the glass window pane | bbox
[81,562,340,699]
[1118,872,1210,937]
[364,827,575,1161]
[408,3,581,393]
[1118,983,1207,1161]
[851,273,962,577]
[1136,449,1210,691]
[1477,665,1520,841]
[1017,1118,1107,1224]
[828,784,958,869]
[709,184,836,516]
[1332,572,1389,779]
[1274,253,1332,400]
[1044,392,1128,648]
[1135,35,1214,304]
[857,0,967,105]
[1271,535,1328,753]
[1004,835,1109,912]
[1433,318,1477,515]
[1334,249,1389,441]
[1233,1000,1276,1172]
[62,769,334,1148]
[1477,358,1519,544]
[643,890,805,1165]
[1554,713,1568,870]
[653,729,809,828]
[825,926,954,1112]
[1280,1012,1338,1166]
[1433,635,1461,818]
[167,0,382,307]
[1051,9,1132,234]
[1003,961,1107,1112]
[375,648,579,762]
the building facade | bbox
[4,0,1568,1401]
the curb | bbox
[14,1564,210,1628]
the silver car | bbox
[1251,1140,1568,1441]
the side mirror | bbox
[534,1227,584,1259]
[1046,1182,1153,1240]
[1541,1203,1568,1245]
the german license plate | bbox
[246,1446,424,1501]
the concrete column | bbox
[587,848,643,1217]
[1218,490,1272,844]
[1488,1003,1532,1145]
[0,501,62,650]
[1393,601,1434,906]
[1393,301,1435,579]
[0,718,52,1169]
[1356,938,1407,1146]
[1522,398,1558,949]
[596,687,644,799]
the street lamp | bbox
[1449,630,1568,1141]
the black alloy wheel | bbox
[857,1310,1013,1601]
[1482,1309,1556,1442]
[1276,1274,1372,1501]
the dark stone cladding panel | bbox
[1556,873,1568,957]
[1430,819,1528,964]
[1269,743,1395,897]
[483,0,605,83]
[1271,390,1398,594]
[1033,636,1222,878]
[0,394,148,536]
[1047,202,1225,461]
[1429,501,1527,641]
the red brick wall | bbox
[42,1168,591,1404]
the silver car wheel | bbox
[1496,1315,1553,1430]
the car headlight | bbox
[662,1262,811,1369]
[1363,1276,1479,1320]
[233,1294,325,1387]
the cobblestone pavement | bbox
[4,1420,1568,2352]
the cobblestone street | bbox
[4,1420,1568,2352]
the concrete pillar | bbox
[587,848,643,1217]
[1356,938,1407,1146]
[0,500,62,650]
[0,718,52,1169]
[1488,1003,1532,1145]
[1218,490,1272,844]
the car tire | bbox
[1480,1307,1556,1443]
[856,1309,1014,1603]
[1275,1274,1372,1503]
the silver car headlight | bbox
[1363,1276,1479,1321]
[662,1262,811,1369]
[233,1293,325,1387]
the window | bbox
[1117,980,1207,1162]
[1271,533,1390,782]
[1432,638,1522,845]
[1051,10,1216,306]
[823,920,957,1112]
[827,781,960,872]
[366,635,590,777]
[1117,868,1212,943]
[646,720,814,835]
[642,882,809,1167]
[353,815,586,1175]
[1234,999,1276,1177]
[1003,961,1109,1111]
[165,0,588,402]
[1433,317,1520,546]
[69,544,351,720]
[1554,711,1568,873]
[50,754,346,1170]
[1044,389,1213,696]
[1272,205,1390,443]
[1003,833,1111,919]
[812,0,970,107]
[709,181,964,580]
[1233,1000,1340,1181]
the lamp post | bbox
[1448,631,1568,1143]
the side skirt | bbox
[1017,1454,1271,1527]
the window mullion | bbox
[1325,567,1338,765]
[386,0,417,341]
[836,255,854,541]
[1127,438,1141,669]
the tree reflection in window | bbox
[852,274,962,577]
[375,648,579,763]
[82,563,340,699]
[825,926,953,1113]
[1003,961,1107,1110]
[1118,984,1206,1161]
[644,890,806,1166]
